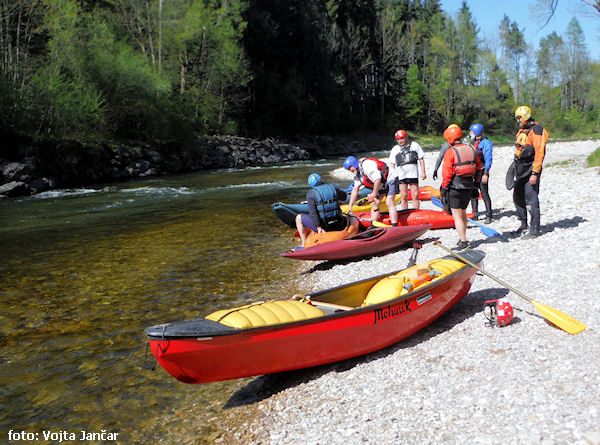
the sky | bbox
[439,0,600,61]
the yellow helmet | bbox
[515,106,532,121]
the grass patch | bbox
[545,159,575,167]
[587,147,600,167]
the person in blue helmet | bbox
[467,123,493,223]
[343,155,390,227]
[294,173,348,249]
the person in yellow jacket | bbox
[513,106,548,239]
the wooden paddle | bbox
[431,196,500,237]
[433,241,586,334]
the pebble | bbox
[220,140,600,444]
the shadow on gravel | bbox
[469,215,587,248]
[224,287,508,409]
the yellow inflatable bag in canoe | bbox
[207,300,325,329]
[362,259,465,306]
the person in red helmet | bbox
[440,125,481,251]
[387,130,426,217]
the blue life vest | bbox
[312,183,342,225]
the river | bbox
[0,156,361,442]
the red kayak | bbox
[406,185,441,200]
[406,185,480,201]
[281,224,431,261]
[144,249,485,384]
[354,209,476,230]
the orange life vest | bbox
[451,143,477,177]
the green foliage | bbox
[587,148,600,168]
[1,0,599,146]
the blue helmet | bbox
[308,173,322,187]
[343,156,359,170]
[469,123,484,137]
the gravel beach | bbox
[217,139,600,445]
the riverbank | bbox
[0,134,373,198]
[213,139,600,444]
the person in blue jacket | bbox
[467,123,493,223]
[294,173,348,249]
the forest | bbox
[1,0,599,147]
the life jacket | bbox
[312,183,342,226]
[473,138,485,164]
[515,122,549,163]
[451,143,477,177]
[359,158,389,189]
[449,143,477,189]
[395,144,419,166]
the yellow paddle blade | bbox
[372,221,391,228]
[531,300,587,334]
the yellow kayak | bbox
[340,186,441,213]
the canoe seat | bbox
[206,300,325,329]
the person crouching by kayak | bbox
[294,173,348,249]
[343,156,392,228]
[440,125,481,251]
[513,106,548,239]
[467,123,493,224]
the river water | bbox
[0,157,361,442]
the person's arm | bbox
[440,149,454,189]
[346,184,360,213]
[481,139,492,184]
[306,191,321,230]
[335,186,348,203]
[530,125,547,184]
[433,143,448,179]
[419,158,426,180]
[369,178,381,202]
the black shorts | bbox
[448,188,472,209]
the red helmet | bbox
[443,125,462,144]
[484,299,514,327]
[395,130,408,140]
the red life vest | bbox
[359,158,389,189]
[451,143,477,177]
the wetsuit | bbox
[513,120,548,235]
[470,137,493,219]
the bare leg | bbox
[410,183,420,209]
[451,208,468,242]
[370,198,381,223]
[399,183,409,210]
[386,194,398,224]
[295,213,309,247]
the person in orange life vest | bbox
[513,106,547,239]
[432,123,459,181]
[387,129,427,215]
[440,125,481,251]
[467,123,493,224]
[343,156,390,227]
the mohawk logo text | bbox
[374,301,411,324]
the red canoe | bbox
[144,249,485,384]
[281,224,431,261]
[354,209,476,230]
